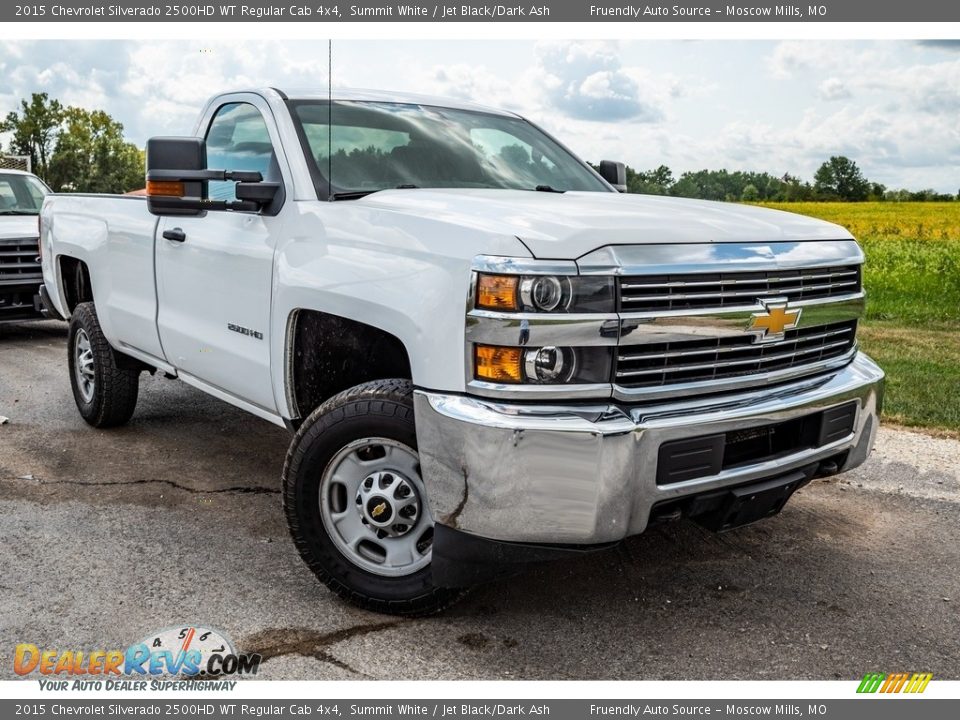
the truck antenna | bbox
[328,39,333,201]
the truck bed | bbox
[41,194,164,358]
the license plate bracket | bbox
[690,469,810,532]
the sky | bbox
[1,39,959,192]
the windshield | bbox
[0,173,49,215]
[291,101,611,198]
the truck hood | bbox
[357,189,852,259]
[0,215,39,240]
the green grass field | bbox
[759,202,960,435]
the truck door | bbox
[155,101,285,414]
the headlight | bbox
[475,273,615,313]
[524,346,575,383]
[474,344,612,385]
[520,276,566,312]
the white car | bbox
[1,169,50,323]
[40,88,884,614]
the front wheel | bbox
[282,379,462,615]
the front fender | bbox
[269,201,531,420]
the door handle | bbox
[162,227,186,243]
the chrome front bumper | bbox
[414,352,884,545]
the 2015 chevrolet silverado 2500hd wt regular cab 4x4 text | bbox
[40,88,884,615]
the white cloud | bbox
[534,41,663,122]
[422,64,520,109]
[915,40,960,52]
[768,41,886,79]
[819,77,851,101]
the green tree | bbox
[0,92,64,178]
[868,182,887,201]
[627,164,674,194]
[741,184,759,201]
[813,156,869,201]
[46,107,144,193]
[779,173,814,201]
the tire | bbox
[68,302,140,428]
[282,379,463,616]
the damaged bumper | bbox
[414,352,884,549]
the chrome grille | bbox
[615,320,857,388]
[0,237,42,281]
[619,265,861,313]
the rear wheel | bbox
[282,379,462,615]
[68,302,140,428]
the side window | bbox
[205,103,279,202]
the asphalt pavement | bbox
[1,320,958,680]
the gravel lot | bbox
[1,320,959,680]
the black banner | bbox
[2,699,959,719]
[6,1,960,23]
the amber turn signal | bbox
[476,274,519,311]
[474,344,523,383]
[146,180,185,197]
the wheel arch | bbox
[284,308,413,426]
[57,255,93,315]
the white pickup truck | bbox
[40,88,884,615]
[1,169,50,324]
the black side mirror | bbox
[599,160,628,193]
[146,137,207,216]
[145,136,273,216]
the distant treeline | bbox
[591,156,959,202]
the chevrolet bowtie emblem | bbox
[747,299,802,343]
[371,502,388,518]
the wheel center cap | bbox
[365,496,393,525]
[356,470,421,538]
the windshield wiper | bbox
[331,185,421,201]
[0,209,40,215]
[533,185,565,193]
[331,190,378,201]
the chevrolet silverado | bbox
[40,88,884,614]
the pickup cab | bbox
[40,88,884,615]
[1,169,50,324]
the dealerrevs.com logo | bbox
[14,626,261,690]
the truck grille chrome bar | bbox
[0,237,42,281]
[615,320,857,388]
[619,266,861,312]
